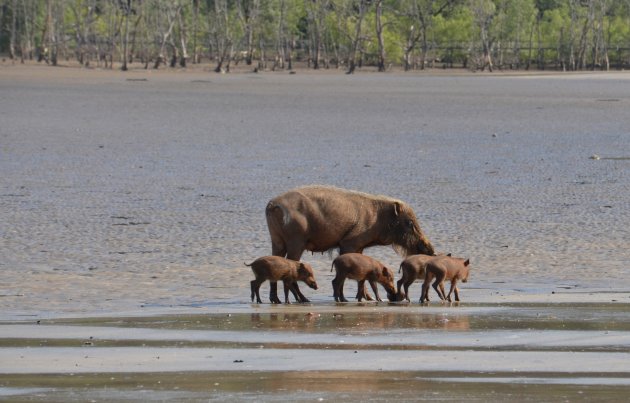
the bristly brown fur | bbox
[265,184,435,301]
[390,202,430,257]
[295,184,403,205]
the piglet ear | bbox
[464,259,470,266]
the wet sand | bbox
[1,64,629,400]
[2,304,630,401]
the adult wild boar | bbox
[265,185,435,301]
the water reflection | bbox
[53,302,630,332]
[248,311,471,332]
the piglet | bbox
[420,256,471,303]
[397,254,435,302]
[331,253,396,302]
[246,256,318,304]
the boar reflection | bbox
[249,312,470,332]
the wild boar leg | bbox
[432,271,446,300]
[282,280,293,304]
[338,246,374,301]
[420,271,434,303]
[414,279,430,302]
[269,244,307,304]
[332,277,340,302]
[420,281,429,303]
[271,282,302,303]
[447,281,460,302]
[269,282,279,304]
[432,280,445,300]
[355,285,371,301]
[396,278,405,300]
[291,282,310,303]
[338,277,349,302]
[268,281,282,304]
[333,276,349,302]
[439,281,449,301]
[370,280,383,302]
[403,274,417,302]
[251,279,263,304]
[271,242,287,260]
[356,280,368,302]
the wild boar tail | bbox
[265,201,291,226]
[398,262,403,273]
[244,261,253,267]
[330,261,334,272]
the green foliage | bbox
[607,15,630,46]
[433,6,473,45]
[2,0,629,70]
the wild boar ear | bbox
[382,267,389,277]
[464,259,470,266]
[447,253,452,257]
[393,202,400,216]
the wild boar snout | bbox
[384,283,396,296]
[462,267,471,283]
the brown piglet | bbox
[420,256,471,303]
[397,254,435,302]
[397,253,451,301]
[331,253,397,302]
[246,256,318,304]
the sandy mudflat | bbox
[1,64,629,401]
[2,305,630,401]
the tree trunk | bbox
[212,0,233,73]
[482,35,493,72]
[577,17,589,69]
[375,0,386,72]
[121,1,131,71]
[305,0,328,70]
[21,0,34,61]
[404,25,421,71]
[9,0,17,60]
[420,24,428,70]
[155,5,179,69]
[347,0,368,74]
[287,35,293,70]
[192,0,200,63]
[41,0,54,64]
[237,0,259,66]
[178,7,189,67]
[274,0,286,70]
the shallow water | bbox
[2,303,630,401]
